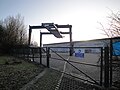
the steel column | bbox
[100,47,103,86]
[46,47,50,68]
[28,25,32,45]
[69,25,73,56]
[104,46,110,88]
[39,32,42,64]
[109,38,113,86]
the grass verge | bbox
[0,55,44,90]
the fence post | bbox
[27,47,30,60]
[100,47,103,86]
[39,47,42,64]
[104,46,110,88]
[23,47,25,59]
[46,47,50,68]
[40,32,42,64]
[32,48,34,62]
[109,38,113,87]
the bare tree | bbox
[1,14,27,46]
[99,11,120,38]
[0,25,4,42]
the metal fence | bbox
[10,46,119,89]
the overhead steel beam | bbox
[30,26,45,29]
[41,32,70,34]
[29,24,72,29]
[55,24,72,28]
[28,23,73,57]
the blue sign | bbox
[75,53,84,58]
[113,42,120,56]
[74,49,84,58]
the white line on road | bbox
[55,56,70,90]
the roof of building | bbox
[43,37,120,46]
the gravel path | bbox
[58,74,104,90]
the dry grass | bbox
[0,56,44,90]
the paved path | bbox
[20,68,47,90]
[55,56,70,90]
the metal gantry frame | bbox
[28,23,73,64]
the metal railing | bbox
[10,46,119,89]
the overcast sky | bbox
[0,0,120,45]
